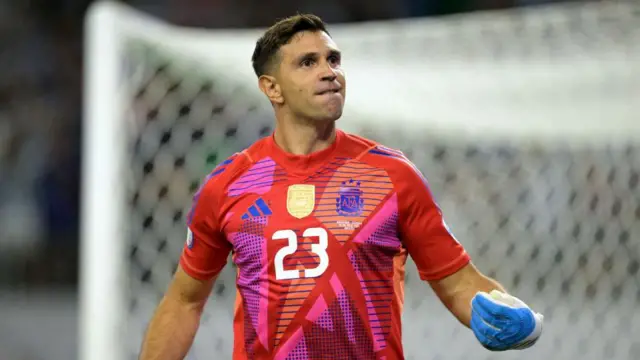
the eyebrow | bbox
[293,49,342,64]
[328,49,342,59]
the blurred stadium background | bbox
[1,0,639,359]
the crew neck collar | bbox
[266,129,344,176]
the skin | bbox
[139,30,507,360]
[257,30,345,155]
[139,267,214,359]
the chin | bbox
[322,103,344,122]
[329,110,343,121]
[316,109,343,122]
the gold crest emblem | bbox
[286,184,315,219]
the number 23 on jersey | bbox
[271,227,329,280]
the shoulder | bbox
[358,142,425,182]
[358,143,439,211]
[339,131,426,183]
[195,153,243,197]
[341,131,379,150]
[198,151,256,194]
[197,136,273,196]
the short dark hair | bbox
[251,14,329,77]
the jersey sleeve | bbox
[179,176,232,281]
[395,160,470,281]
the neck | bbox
[273,113,336,155]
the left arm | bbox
[390,153,543,351]
[428,262,505,328]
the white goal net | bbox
[81,1,640,360]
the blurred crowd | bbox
[0,0,581,289]
[0,1,85,287]
[132,0,568,28]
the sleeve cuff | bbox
[418,252,471,281]
[179,256,224,281]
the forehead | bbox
[279,31,339,58]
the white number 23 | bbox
[272,227,329,280]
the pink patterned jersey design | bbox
[179,130,471,359]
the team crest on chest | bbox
[336,179,364,216]
[287,184,315,219]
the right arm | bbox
[140,169,232,359]
[139,266,215,360]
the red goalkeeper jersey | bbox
[180,130,470,360]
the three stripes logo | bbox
[241,198,273,220]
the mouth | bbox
[316,88,341,95]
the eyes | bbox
[300,54,341,68]
[301,58,314,67]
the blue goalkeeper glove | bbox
[470,290,543,351]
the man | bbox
[139,14,543,360]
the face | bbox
[268,31,346,122]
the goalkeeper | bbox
[140,13,543,360]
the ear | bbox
[258,75,284,105]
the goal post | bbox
[82,1,640,360]
[81,3,128,360]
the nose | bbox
[321,72,337,82]
[320,63,338,82]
